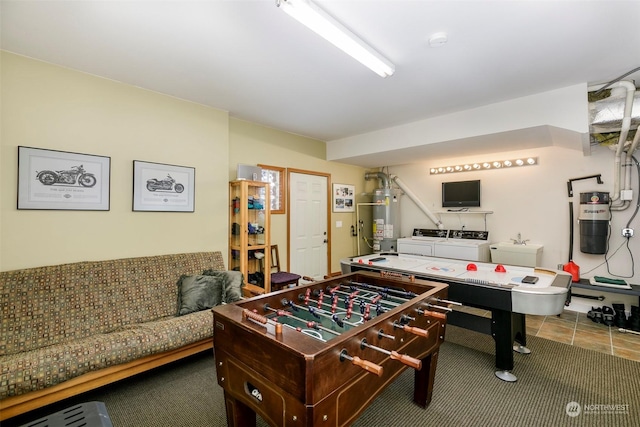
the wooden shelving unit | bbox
[229,180,271,296]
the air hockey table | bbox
[341,252,572,381]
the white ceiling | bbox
[2,0,640,167]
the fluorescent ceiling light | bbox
[277,0,395,77]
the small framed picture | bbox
[133,160,195,212]
[17,146,111,211]
[333,183,355,212]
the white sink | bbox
[489,242,543,267]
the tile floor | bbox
[453,306,640,362]
[526,310,640,362]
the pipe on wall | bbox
[391,175,444,230]
[364,172,390,189]
[588,80,636,210]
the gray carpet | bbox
[7,326,639,427]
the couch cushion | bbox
[176,275,224,315]
[0,310,213,399]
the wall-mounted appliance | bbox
[442,180,481,208]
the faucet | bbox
[511,233,530,245]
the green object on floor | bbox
[593,276,627,285]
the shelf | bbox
[436,211,493,215]
[229,180,271,296]
[573,279,640,297]
[435,210,492,232]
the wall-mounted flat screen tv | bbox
[442,180,481,208]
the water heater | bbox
[578,191,610,254]
[372,188,401,252]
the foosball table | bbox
[212,272,449,427]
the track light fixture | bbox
[276,0,395,77]
[430,157,538,175]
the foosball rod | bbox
[344,281,417,301]
[328,284,410,310]
[431,297,462,306]
[378,329,396,340]
[263,306,340,337]
[424,302,453,312]
[324,287,402,308]
[339,349,383,376]
[360,338,422,370]
[301,291,364,316]
[294,295,357,326]
[320,288,399,314]
[282,298,360,328]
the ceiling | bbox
[2,1,640,167]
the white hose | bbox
[391,175,444,229]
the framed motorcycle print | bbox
[17,146,111,210]
[133,160,195,212]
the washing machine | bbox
[398,229,491,262]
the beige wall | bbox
[0,52,369,275]
[1,52,229,270]
[229,118,368,274]
[3,53,634,312]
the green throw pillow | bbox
[202,269,245,303]
[176,274,224,316]
[223,270,244,303]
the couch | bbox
[0,251,241,421]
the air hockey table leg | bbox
[513,344,531,354]
[512,311,531,354]
[492,310,528,382]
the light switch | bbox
[336,221,343,228]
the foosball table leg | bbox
[224,391,256,427]
[413,350,439,408]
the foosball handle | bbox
[242,309,283,335]
[402,325,429,338]
[351,356,384,376]
[423,310,447,320]
[390,351,422,370]
[243,309,268,324]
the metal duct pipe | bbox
[588,80,637,208]
[589,91,640,133]
[391,175,444,230]
[364,172,390,188]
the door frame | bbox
[286,168,331,278]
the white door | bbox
[289,172,328,280]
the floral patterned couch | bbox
[0,251,240,421]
